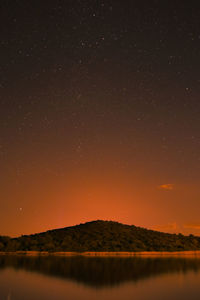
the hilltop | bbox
[0,220,200,252]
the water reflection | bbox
[0,255,200,288]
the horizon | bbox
[1,2,200,300]
[1,2,200,299]
[3,219,199,239]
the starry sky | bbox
[1,0,200,236]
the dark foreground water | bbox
[1,255,200,300]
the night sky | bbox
[1,0,200,236]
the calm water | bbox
[1,255,200,300]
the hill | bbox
[0,220,200,252]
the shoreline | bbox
[1,251,200,257]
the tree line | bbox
[0,220,200,252]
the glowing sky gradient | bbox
[0,1,200,236]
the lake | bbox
[1,255,200,299]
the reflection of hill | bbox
[1,255,200,288]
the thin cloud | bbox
[183,223,200,230]
[158,184,174,190]
[152,222,178,233]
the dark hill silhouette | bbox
[0,220,200,252]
